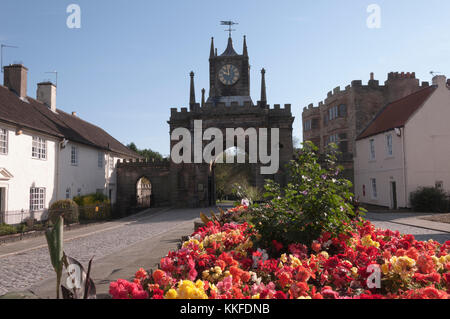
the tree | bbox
[127,142,164,161]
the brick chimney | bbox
[37,81,57,112]
[3,64,28,98]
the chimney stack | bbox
[432,75,447,87]
[370,72,374,80]
[3,64,28,99]
[37,82,57,112]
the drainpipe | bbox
[401,128,407,208]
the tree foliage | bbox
[127,142,164,161]
[250,141,359,247]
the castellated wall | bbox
[301,72,430,186]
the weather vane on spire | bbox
[221,21,238,38]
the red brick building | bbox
[302,72,430,184]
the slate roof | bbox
[0,85,140,158]
[220,37,239,57]
[357,85,437,140]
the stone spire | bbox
[189,71,196,109]
[201,88,205,107]
[210,37,215,58]
[243,35,248,56]
[260,68,267,105]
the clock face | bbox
[218,64,240,85]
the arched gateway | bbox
[116,35,294,214]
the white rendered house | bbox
[0,64,139,224]
[354,75,450,209]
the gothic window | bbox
[304,119,312,131]
[339,104,347,117]
[311,118,319,130]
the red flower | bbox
[274,291,287,299]
[272,240,283,252]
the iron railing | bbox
[0,209,48,225]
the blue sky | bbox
[1,0,449,155]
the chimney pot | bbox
[3,64,28,98]
[370,72,374,80]
[72,112,77,116]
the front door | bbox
[390,182,398,210]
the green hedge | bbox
[48,199,79,225]
[0,224,18,236]
[410,187,449,213]
[73,193,112,221]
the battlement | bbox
[302,72,433,117]
[387,72,416,80]
[170,102,292,119]
[117,158,171,168]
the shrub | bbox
[48,200,79,225]
[410,187,449,212]
[73,193,111,221]
[249,141,358,248]
[0,223,18,236]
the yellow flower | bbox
[351,267,358,277]
[252,294,260,299]
[195,280,204,289]
[381,263,389,275]
[290,255,302,268]
[280,254,288,263]
[297,296,312,299]
[361,235,380,248]
[320,251,329,259]
[165,289,178,299]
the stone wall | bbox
[116,159,171,216]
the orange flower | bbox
[417,255,435,274]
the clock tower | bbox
[207,36,253,106]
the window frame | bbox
[0,128,8,155]
[98,152,104,168]
[369,139,376,160]
[370,178,378,199]
[32,136,47,160]
[30,187,46,211]
[71,145,79,166]
[386,134,393,157]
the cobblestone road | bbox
[0,208,201,296]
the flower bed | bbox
[109,211,450,299]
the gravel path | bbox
[0,208,201,296]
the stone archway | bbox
[136,176,152,208]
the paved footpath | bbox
[366,211,450,244]
[0,207,204,297]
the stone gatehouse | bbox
[116,34,294,213]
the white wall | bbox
[57,141,124,204]
[354,129,407,208]
[0,123,58,223]
[404,78,450,201]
